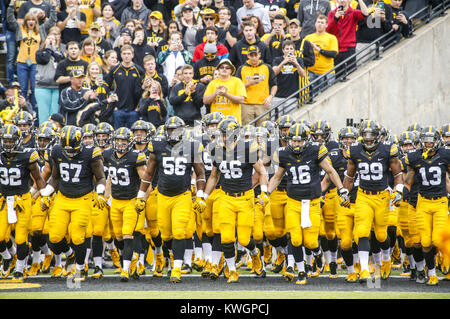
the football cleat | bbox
[109,249,121,269]
[236,251,246,269]
[416,270,426,284]
[12,271,24,282]
[296,271,307,285]
[329,262,338,279]
[443,273,450,281]
[153,253,164,277]
[251,249,263,276]
[70,269,88,282]
[369,262,375,274]
[354,262,361,274]
[170,267,181,283]
[246,259,253,271]
[359,269,371,284]
[409,268,417,281]
[91,266,104,279]
[314,254,324,273]
[223,265,230,279]
[120,270,130,282]
[310,262,320,278]
[1,258,13,279]
[192,259,204,272]
[27,263,40,277]
[209,264,219,280]
[283,266,295,281]
[227,270,239,283]
[137,263,146,276]
[381,260,391,280]
[51,266,63,278]
[181,264,192,274]
[257,269,266,279]
[114,267,122,274]
[337,257,344,265]
[426,275,439,286]
[345,272,358,283]
[201,261,211,278]
[129,253,138,277]
[400,262,411,277]
[218,255,225,275]
[305,264,312,277]
[272,252,285,273]
[64,253,76,275]
[264,244,272,265]
[324,263,330,273]
[41,253,53,273]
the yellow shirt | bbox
[17,26,41,64]
[304,32,338,75]
[78,0,101,34]
[204,76,247,125]
[80,54,103,66]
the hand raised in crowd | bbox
[335,7,345,18]
[18,95,27,107]
[216,85,228,96]
[374,8,386,21]
[396,12,407,24]
[107,93,119,103]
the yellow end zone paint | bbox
[0,282,42,290]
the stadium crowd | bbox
[0,0,448,288]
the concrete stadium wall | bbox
[293,12,450,136]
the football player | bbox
[103,127,147,282]
[310,120,341,277]
[204,118,268,283]
[269,115,297,276]
[0,124,47,282]
[268,123,350,285]
[404,126,450,286]
[14,111,36,149]
[198,112,226,280]
[40,125,107,282]
[343,120,404,283]
[28,126,57,277]
[136,116,206,283]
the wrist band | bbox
[344,172,355,179]
[260,185,268,193]
[395,184,404,194]
[197,190,205,199]
[40,184,55,197]
[141,179,152,184]
[30,187,37,196]
[137,190,146,199]
[96,184,105,195]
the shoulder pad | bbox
[310,142,320,146]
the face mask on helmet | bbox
[289,135,307,154]
[312,133,329,144]
[17,124,32,137]
[1,137,21,153]
[82,135,95,147]
[339,137,356,151]
[361,131,379,151]
[95,133,110,148]
[113,138,131,153]
[165,127,185,144]
[420,134,439,152]
[37,137,52,152]
[206,123,219,138]
[132,129,149,144]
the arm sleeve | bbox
[6,6,19,31]
[320,48,338,58]
[302,40,316,67]
[168,83,186,106]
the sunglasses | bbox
[205,53,216,58]
[219,65,231,70]
[203,16,216,21]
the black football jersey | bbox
[405,147,450,199]
[325,146,348,192]
[348,142,399,192]
[142,143,159,187]
[149,138,201,197]
[212,140,259,194]
[0,148,39,196]
[51,144,103,198]
[400,155,419,206]
[103,148,147,200]
[23,136,36,149]
[277,142,328,200]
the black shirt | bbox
[57,11,87,44]
[273,56,305,98]
[54,58,89,92]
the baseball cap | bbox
[121,28,133,37]
[204,42,218,54]
[289,18,301,26]
[216,58,235,74]
[70,69,85,78]
[150,11,163,20]
[89,22,101,30]
[8,81,21,89]
[182,5,194,12]
[49,113,66,127]
[247,45,260,55]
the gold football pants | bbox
[416,195,448,248]
[0,193,32,245]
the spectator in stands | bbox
[272,40,305,110]
[114,28,133,61]
[142,54,169,98]
[286,19,316,68]
[56,0,86,44]
[193,26,229,62]
[146,11,167,52]
[101,49,119,74]
[49,112,66,130]
[169,64,206,126]
[216,7,238,50]
[54,41,89,93]
[98,3,121,46]
[35,32,65,124]
[304,14,338,95]
[105,44,144,128]
[214,0,237,26]
[78,0,101,41]
[7,0,57,110]
[80,37,103,66]
[390,0,412,41]
[157,31,192,85]
[356,0,393,59]
[262,14,288,59]
[88,22,112,59]
[235,45,277,126]
[138,80,167,127]
[48,26,66,53]
[297,0,331,38]
[0,83,34,114]
[179,6,201,54]
[230,21,271,69]
[144,0,175,23]
[194,42,220,85]
[174,0,201,23]
[326,0,368,75]
[59,69,94,125]
[203,59,246,124]
[195,8,227,45]
[4,0,19,84]
[258,0,287,20]
[236,0,272,33]
[248,15,267,39]
[17,0,52,25]
[120,0,151,27]
[131,25,157,68]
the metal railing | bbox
[249,0,450,125]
